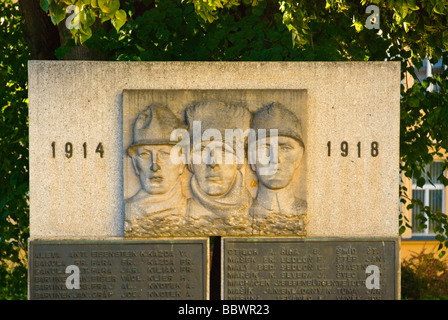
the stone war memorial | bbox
[28,61,400,300]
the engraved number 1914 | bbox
[51,141,104,158]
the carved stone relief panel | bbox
[123,90,307,237]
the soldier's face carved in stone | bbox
[191,141,239,196]
[252,136,304,190]
[132,145,184,195]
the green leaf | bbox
[79,25,92,44]
[112,17,126,32]
[49,1,67,24]
[40,0,50,12]
[98,0,120,14]
[80,8,96,28]
[115,9,127,22]
[399,225,406,235]
[416,177,426,187]
[101,12,112,23]
[433,2,445,14]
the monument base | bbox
[221,237,399,300]
[28,239,209,300]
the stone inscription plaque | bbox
[222,238,398,300]
[29,239,208,300]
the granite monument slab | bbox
[29,239,209,300]
[221,237,399,300]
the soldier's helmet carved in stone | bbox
[251,102,304,149]
[184,100,251,144]
[127,103,185,156]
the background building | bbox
[401,58,447,260]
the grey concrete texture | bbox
[28,61,400,239]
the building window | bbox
[411,162,445,235]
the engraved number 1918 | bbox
[327,141,379,158]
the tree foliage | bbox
[40,0,128,44]
[0,0,30,300]
[50,0,309,61]
[401,248,448,299]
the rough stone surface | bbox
[29,61,400,239]
[122,90,307,237]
